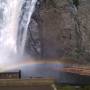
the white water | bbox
[0,0,37,64]
[19,0,37,55]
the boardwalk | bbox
[0,86,53,90]
[0,79,55,90]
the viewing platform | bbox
[0,78,55,87]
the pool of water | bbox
[19,63,90,85]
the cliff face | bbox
[39,0,78,58]
[40,6,76,58]
[78,0,90,52]
[39,0,90,61]
[27,0,90,63]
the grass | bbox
[56,84,90,90]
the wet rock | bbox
[25,0,42,57]
[78,0,90,52]
[39,1,77,58]
[25,0,90,62]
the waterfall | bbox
[0,0,37,63]
[18,0,37,55]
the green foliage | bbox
[56,84,90,90]
[81,86,90,90]
[69,48,85,59]
[56,85,76,90]
[73,48,84,58]
[62,86,76,90]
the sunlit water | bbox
[19,0,37,55]
[0,0,37,64]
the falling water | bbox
[0,0,37,63]
[18,0,37,55]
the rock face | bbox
[39,0,78,59]
[78,0,90,52]
[27,0,90,62]
[25,1,42,57]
